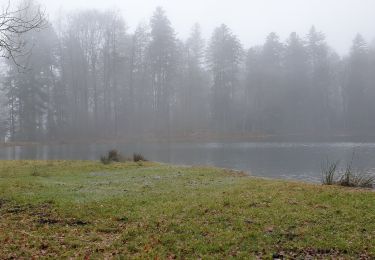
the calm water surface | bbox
[2,142,375,183]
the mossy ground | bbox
[0,161,374,259]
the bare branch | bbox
[0,0,47,68]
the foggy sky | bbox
[17,0,375,54]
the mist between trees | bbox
[1,4,375,142]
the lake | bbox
[1,142,375,183]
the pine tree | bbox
[207,24,242,132]
[180,24,209,132]
[148,7,178,135]
[3,24,58,141]
[344,34,370,134]
[306,26,332,133]
[283,32,309,133]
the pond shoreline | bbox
[2,140,375,184]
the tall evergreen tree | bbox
[306,26,332,133]
[128,23,152,135]
[148,7,178,135]
[368,42,375,130]
[244,47,262,132]
[3,23,58,141]
[207,24,242,132]
[344,34,369,134]
[179,24,209,132]
[257,33,284,133]
[283,32,310,133]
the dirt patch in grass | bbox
[223,169,249,177]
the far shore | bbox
[2,133,375,148]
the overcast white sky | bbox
[21,0,375,55]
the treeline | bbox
[1,5,375,142]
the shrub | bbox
[337,167,375,188]
[31,166,41,176]
[321,159,339,185]
[321,157,375,188]
[353,174,375,188]
[100,149,122,164]
[108,149,121,162]
[133,153,147,162]
[100,150,148,164]
[100,155,111,165]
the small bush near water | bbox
[100,150,147,164]
[321,159,340,185]
[338,168,375,188]
[321,158,375,188]
[100,149,122,164]
[133,153,147,162]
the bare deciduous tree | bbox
[0,0,46,66]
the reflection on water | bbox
[2,142,375,183]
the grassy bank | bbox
[0,161,374,259]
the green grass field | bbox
[0,161,374,259]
